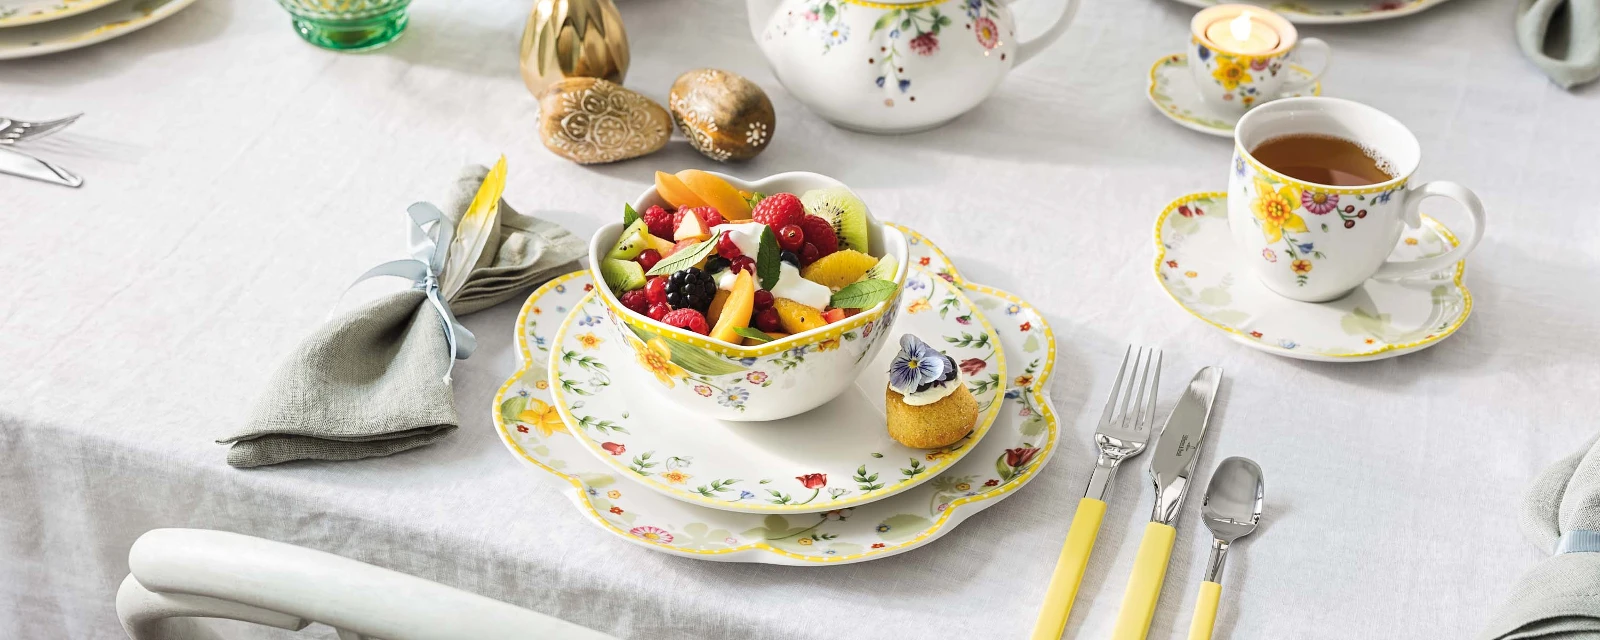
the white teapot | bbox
[747,0,1079,134]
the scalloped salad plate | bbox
[493,225,1059,564]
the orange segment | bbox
[677,170,752,220]
[772,298,825,334]
[656,171,709,209]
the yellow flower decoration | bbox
[606,490,621,499]
[1291,259,1313,275]
[517,398,566,437]
[1250,178,1307,243]
[818,338,840,352]
[576,332,603,351]
[1014,374,1033,387]
[660,469,692,484]
[632,336,686,388]
[907,299,932,314]
[1212,56,1250,90]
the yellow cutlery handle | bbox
[1111,521,1178,640]
[1186,581,1222,640]
[1029,497,1108,640]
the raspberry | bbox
[754,308,783,333]
[696,207,727,229]
[620,290,650,315]
[753,289,774,310]
[752,192,806,230]
[662,308,710,335]
[799,215,838,255]
[777,224,805,252]
[641,205,675,239]
[799,243,821,266]
[635,249,662,272]
[717,233,743,259]
[729,255,756,275]
[648,302,671,321]
[645,276,669,306]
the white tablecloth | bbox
[4,0,1599,637]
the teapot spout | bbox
[746,0,783,43]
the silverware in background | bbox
[0,113,82,145]
[1186,456,1265,640]
[0,113,84,187]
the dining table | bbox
[3,0,1599,637]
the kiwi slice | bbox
[862,254,898,282]
[605,219,650,261]
[600,258,646,292]
[800,187,870,253]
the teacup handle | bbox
[1278,37,1331,96]
[1372,181,1486,280]
[1009,0,1082,67]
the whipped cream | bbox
[713,222,768,258]
[900,374,962,406]
[714,262,832,310]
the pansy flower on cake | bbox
[885,334,979,449]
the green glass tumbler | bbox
[275,0,412,51]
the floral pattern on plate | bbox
[549,266,1005,514]
[0,0,198,60]
[492,225,1057,564]
[1146,54,1320,137]
[1154,192,1472,362]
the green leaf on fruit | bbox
[757,226,780,290]
[734,327,774,343]
[647,230,723,277]
[623,203,639,228]
[830,279,898,309]
[745,191,765,209]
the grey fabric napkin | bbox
[219,164,586,468]
[1517,0,1600,89]
[1480,435,1600,639]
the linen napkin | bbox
[1517,0,1600,89]
[219,163,586,468]
[1479,435,1600,639]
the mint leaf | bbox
[623,203,639,227]
[646,230,724,277]
[830,279,898,309]
[734,327,774,343]
[757,226,780,290]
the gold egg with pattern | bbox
[669,68,776,163]
[519,0,630,98]
[537,78,670,165]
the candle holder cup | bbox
[1189,4,1329,116]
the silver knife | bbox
[0,146,82,188]
[1110,366,1223,640]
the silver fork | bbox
[0,113,82,145]
[1030,345,1163,640]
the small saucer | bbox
[1154,192,1472,362]
[549,267,1006,514]
[1146,53,1321,138]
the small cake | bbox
[885,334,979,449]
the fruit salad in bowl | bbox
[585,170,909,421]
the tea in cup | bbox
[1228,97,1487,302]
[1190,5,1330,116]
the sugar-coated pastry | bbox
[884,334,978,449]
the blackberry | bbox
[704,255,731,274]
[665,268,717,312]
[779,250,800,267]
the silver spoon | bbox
[1186,456,1265,640]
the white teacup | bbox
[1228,97,1487,302]
[1189,5,1329,116]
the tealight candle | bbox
[1203,10,1280,53]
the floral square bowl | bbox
[585,171,910,422]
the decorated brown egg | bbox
[537,77,671,165]
[668,68,775,163]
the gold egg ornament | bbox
[519,0,630,98]
[669,68,776,163]
[537,78,671,165]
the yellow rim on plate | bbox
[1152,191,1472,359]
[548,266,1007,513]
[1146,54,1321,133]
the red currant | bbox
[645,276,669,306]
[619,289,650,315]
[799,243,821,266]
[754,308,783,333]
[717,233,743,260]
[729,255,756,275]
[753,289,775,310]
[635,249,662,272]
[777,224,805,252]
[647,302,671,321]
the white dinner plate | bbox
[0,0,199,60]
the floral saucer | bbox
[0,0,201,60]
[493,225,1058,564]
[1167,0,1453,24]
[1147,53,1320,138]
[1154,192,1472,362]
[548,267,1006,514]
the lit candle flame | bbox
[1230,11,1253,43]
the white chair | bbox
[117,528,617,640]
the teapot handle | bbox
[1010,0,1080,67]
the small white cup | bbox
[1228,97,1487,302]
[1189,5,1330,116]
